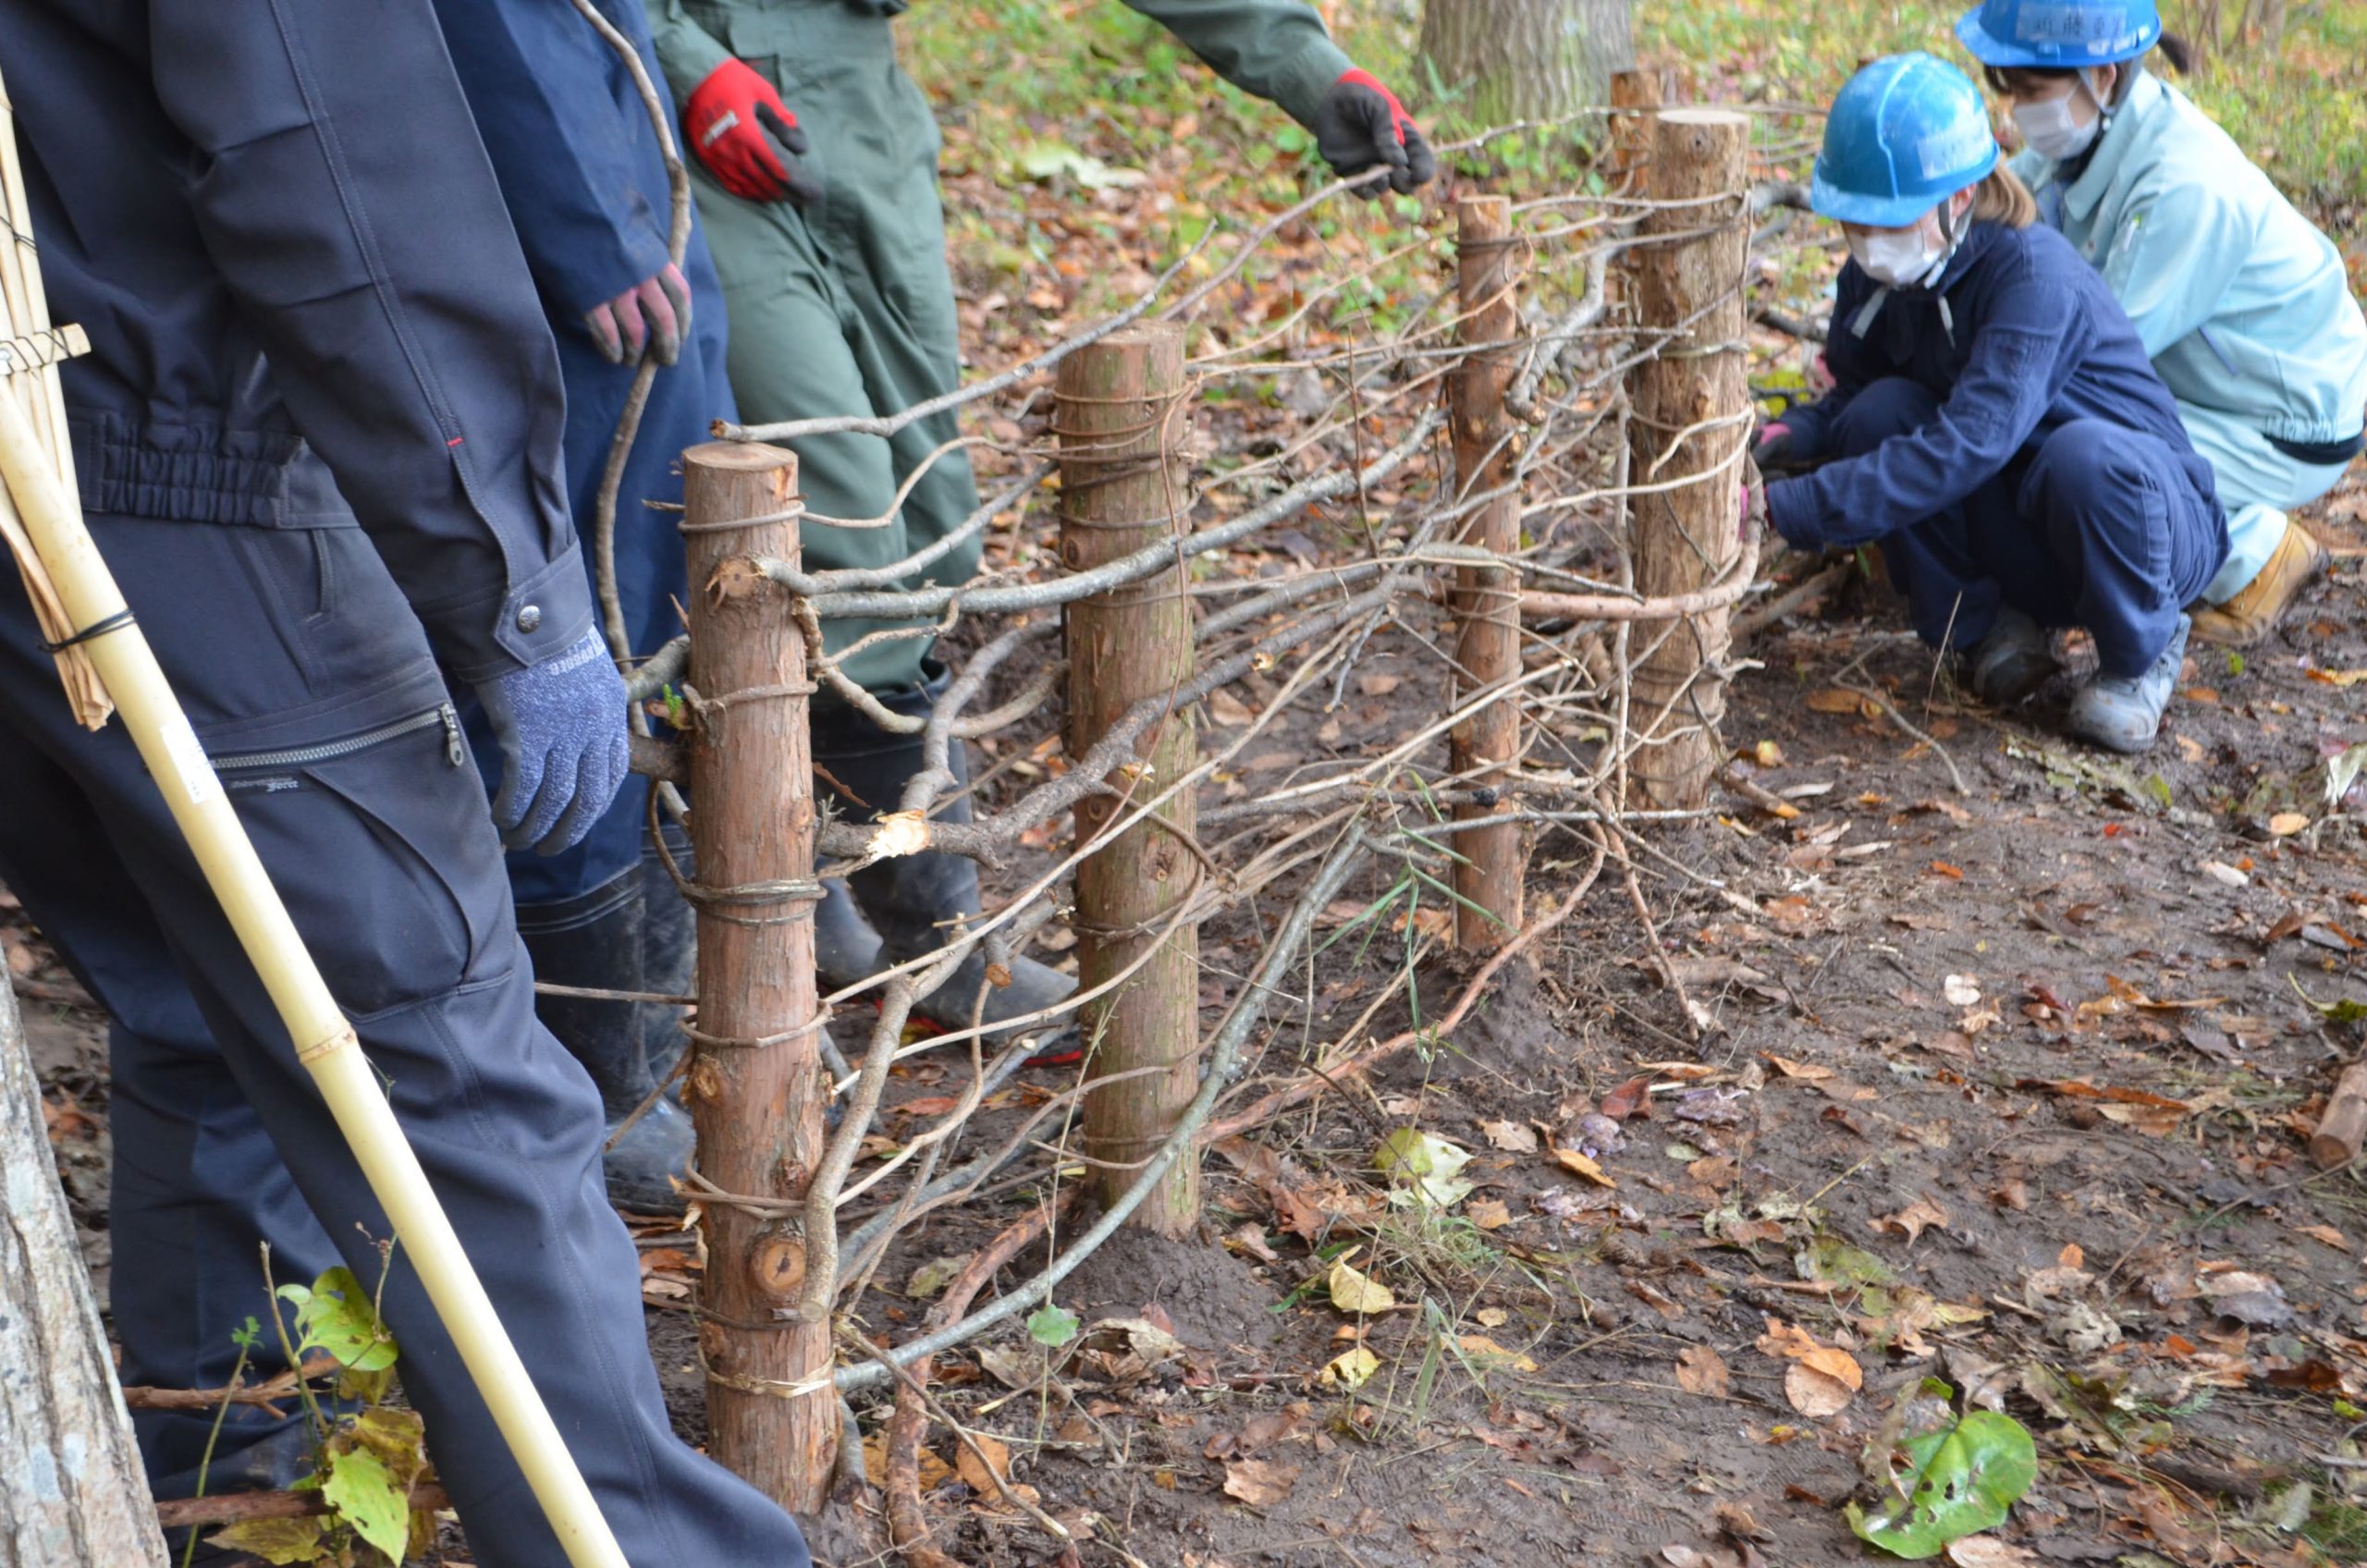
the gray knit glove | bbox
[472,629,631,853]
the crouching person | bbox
[1756,54,2225,753]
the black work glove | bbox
[1753,418,1809,472]
[1312,68,1438,199]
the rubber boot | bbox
[515,870,694,1213]
[811,682,1076,1050]
[1963,605,2055,706]
[2190,512,2328,648]
[2065,614,2190,755]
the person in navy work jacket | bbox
[1754,54,2225,754]
[0,2,807,1564]
[428,0,737,1214]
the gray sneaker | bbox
[1964,605,2054,705]
[2066,614,2190,754]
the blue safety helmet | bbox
[1956,0,2162,67]
[1810,54,2001,227]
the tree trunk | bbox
[1418,0,1636,129]
[0,981,170,1568]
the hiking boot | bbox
[2190,511,2327,648]
[812,680,1076,1054]
[2065,614,2190,754]
[1963,605,2055,705]
[517,870,693,1214]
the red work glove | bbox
[682,58,822,205]
[583,262,691,366]
[1312,68,1438,198]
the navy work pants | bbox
[0,514,805,1568]
[1833,377,2226,677]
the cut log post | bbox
[1626,108,1750,811]
[2310,1060,2367,1170]
[1058,324,1201,1235]
[1,982,169,1568]
[1447,195,1527,951]
[680,441,835,1509]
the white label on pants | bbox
[159,713,217,807]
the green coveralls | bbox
[646,0,1355,692]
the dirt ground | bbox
[13,469,2367,1568]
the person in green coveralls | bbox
[644,0,1436,1043]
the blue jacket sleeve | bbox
[430,0,672,321]
[1766,269,2089,551]
[150,0,591,682]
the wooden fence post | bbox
[1608,68,1662,187]
[1,982,168,1568]
[1058,324,1201,1236]
[680,441,834,1510]
[1448,195,1527,951]
[1626,109,1749,810]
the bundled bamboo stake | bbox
[0,67,627,1568]
[0,75,107,728]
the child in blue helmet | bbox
[1956,0,2367,649]
[1754,53,2226,753]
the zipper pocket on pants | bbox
[210,702,465,773]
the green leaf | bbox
[1846,1403,2038,1559]
[323,1446,412,1564]
[1014,141,1146,190]
[230,1315,261,1352]
[1025,1303,1080,1348]
[293,1267,399,1373]
[207,1516,327,1565]
[1373,1128,1474,1209]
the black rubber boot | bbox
[515,869,693,1214]
[638,819,696,1091]
[811,682,1076,1049]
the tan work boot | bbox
[2191,516,2330,647]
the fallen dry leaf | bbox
[1481,1118,1539,1153]
[1220,1457,1301,1509]
[1551,1147,1616,1188]
[955,1432,1014,1494]
[1600,1075,1655,1121]
[1807,687,1868,715]
[2297,1223,2349,1252]
[1763,1053,1834,1081]
[1455,1334,1540,1372]
[1207,688,1256,726]
[1318,1344,1380,1390]
[1944,1537,2039,1567]
[1784,1362,1856,1416]
[1468,1199,1515,1231]
[1675,1345,1732,1398]
[1326,1257,1396,1315]
[1943,974,1982,1007]
[1873,1198,1951,1245]
[2269,811,2311,836]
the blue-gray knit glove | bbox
[472,629,631,854]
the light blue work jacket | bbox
[2014,70,2367,449]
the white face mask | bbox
[1848,226,1947,288]
[2012,73,2103,161]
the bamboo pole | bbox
[1058,324,1201,1235]
[678,440,836,1507]
[1626,108,1750,811]
[1447,195,1527,951]
[0,351,627,1568]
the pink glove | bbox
[583,263,691,367]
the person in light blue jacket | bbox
[1958,0,2367,646]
